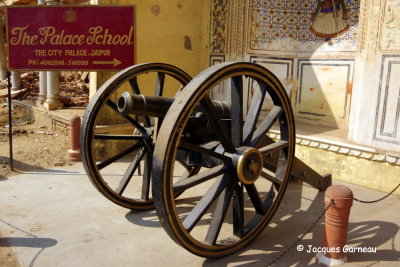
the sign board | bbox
[7,6,135,71]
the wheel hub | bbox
[236,147,263,184]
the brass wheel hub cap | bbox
[236,147,263,185]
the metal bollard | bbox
[317,185,353,266]
[66,115,81,161]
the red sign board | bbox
[7,6,135,71]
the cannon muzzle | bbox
[117,92,174,117]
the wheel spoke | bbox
[97,141,143,170]
[244,184,264,215]
[259,141,288,157]
[204,181,235,245]
[106,99,148,136]
[179,140,231,163]
[155,72,165,96]
[173,165,228,195]
[260,168,283,185]
[244,186,276,233]
[178,164,199,181]
[129,76,141,94]
[94,134,143,140]
[200,96,236,153]
[233,183,244,237]
[250,106,282,147]
[141,150,152,200]
[230,76,243,147]
[182,174,231,232]
[243,83,267,144]
[115,147,147,195]
[275,150,288,181]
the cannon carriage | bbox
[81,62,330,258]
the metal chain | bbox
[353,183,400,204]
[0,218,45,267]
[0,218,37,238]
[266,199,334,267]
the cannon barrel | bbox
[117,92,231,118]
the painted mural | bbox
[380,0,400,51]
[310,0,350,39]
[249,0,360,52]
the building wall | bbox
[208,0,400,154]
[208,0,360,130]
[349,0,400,153]
[88,0,400,154]
[90,0,209,97]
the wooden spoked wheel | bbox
[152,62,295,257]
[81,63,194,210]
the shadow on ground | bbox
[122,181,399,266]
[0,156,80,179]
[201,183,399,266]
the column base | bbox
[44,101,63,110]
[67,149,81,161]
[316,252,347,266]
[36,99,46,106]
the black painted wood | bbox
[116,148,147,195]
[244,184,264,215]
[155,72,166,96]
[251,106,282,147]
[230,76,243,147]
[141,150,152,200]
[243,82,267,144]
[259,141,288,156]
[173,165,228,195]
[179,140,231,163]
[97,142,143,170]
[204,181,235,245]
[233,183,244,237]
[93,134,143,140]
[182,174,231,232]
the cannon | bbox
[81,62,331,258]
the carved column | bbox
[44,0,63,110]
[11,71,21,90]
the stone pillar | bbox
[11,71,21,90]
[0,10,7,80]
[44,0,63,110]
[45,0,61,4]
[37,71,47,104]
[44,71,63,110]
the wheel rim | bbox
[153,62,296,257]
[81,63,193,210]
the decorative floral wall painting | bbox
[310,0,350,41]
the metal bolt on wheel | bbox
[152,62,296,257]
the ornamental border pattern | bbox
[210,0,229,53]
[268,130,400,165]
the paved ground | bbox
[0,162,399,267]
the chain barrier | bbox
[266,199,334,267]
[353,183,400,204]
[0,218,45,267]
